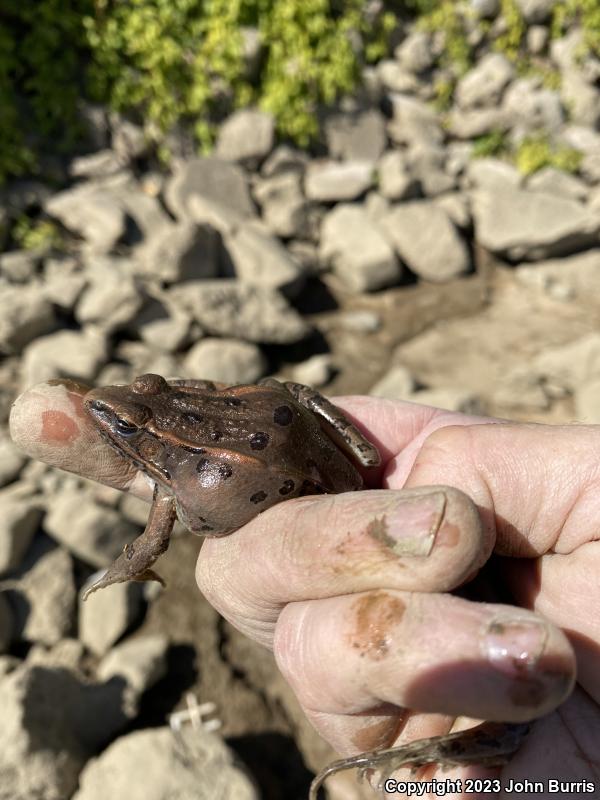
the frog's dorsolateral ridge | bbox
[81,373,380,598]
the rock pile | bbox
[1,2,600,797]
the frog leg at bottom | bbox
[82,486,177,600]
[309,722,530,800]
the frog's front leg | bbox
[280,381,381,468]
[309,722,530,800]
[82,486,176,600]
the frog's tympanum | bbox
[82,373,380,599]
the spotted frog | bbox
[82,373,380,598]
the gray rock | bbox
[12,547,76,646]
[377,151,418,200]
[337,310,382,333]
[364,191,390,221]
[119,189,171,241]
[394,31,434,74]
[471,0,500,17]
[44,488,141,568]
[324,110,387,162]
[433,192,471,229]
[408,146,456,196]
[447,107,511,139]
[493,367,549,410]
[165,158,256,232]
[445,142,475,177]
[111,117,147,161]
[0,285,56,355]
[304,160,374,201]
[465,158,522,190]
[253,172,309,238]
[0,593,12,653]
[0,250,41,283]
[582,153,600,185]
[527,25,549,54]
[69,150,125,179]
[133,302,190,353]
[381,202,470,281]
[370,365,416,399]
[261,145,308,177]
[215,109,275,165]
[517,251,600,301]
[291,355,334,388]
[72,727,258,800]
[502,79,563,135]
[515,0,555,22]
[42,257,87,311]
[0,484,42,575]
[0,659,128,800]
[225,221,305,292]
[550,28,583,72]
[455,53,514,109]
[182,338,267,384]
[136,221,221,282]
[560,125,600,154]
[575,378,600,423]
[527,167,588,201]
[387,94,444,147]
[561,69,600,128]
[533,333,600,392]
[97,634,169,699]
[45,184,126,253]
[378,60,421,94]
[79,581,143,655]
[21,328,108,387]
[0,432,27,487]
[320,204,401,292]
[472,186,600,259]
[167,281,309,343]
[75,260,143,332]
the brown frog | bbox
[81,373,529,795]
[81,372,380,599]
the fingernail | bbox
[484,617,548,677]
[368,491,446,557]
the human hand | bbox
[9,382,598,797]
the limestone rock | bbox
[320,204,401,292]
[21,328,108,387]
[225,221,306,292]
[79,582,144,656]
[167,281,309,344]
[370,366,416,399]
[0,285,57,355]
[45,183,126,253]
[455,53,514,109]
[72,727,258,800]
[44,488,141,568]
[377,151,418,200]
[324,110,387,162]
[304,160,374,202]
[182,338,267,385]
[216,109,275,165]
[252,172,309,238]
[472,186,600,260]
[165,158,256,232]
[0,484,42,576]
[381,202,470,282]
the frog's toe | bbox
[81,555,165,600]
[133,568,166,586]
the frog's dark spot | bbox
[182,411,203,425]
[219,464,233,480]
[299,479,326,496]
[223,397,243,407]
[200,524,213,531]
[180,444,206,454]
[250,490,268,504]
[273,405,293,426]
[279,479,295,495]
[125,543,135,560]
[210,430,222,442]
[196,458,211,472]
[249,431,270,450]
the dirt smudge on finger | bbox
[349,591,405,661]
[41,410,80,444]
[351,713,403,752]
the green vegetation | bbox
[514,134,583,175]
[472,130,508,158]
[12,216,63,251]
[552,0,600,56]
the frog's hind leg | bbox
[309,722,530,800]
[281,381,381,468]
[82,487,177,600]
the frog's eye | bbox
[115,417,140,436]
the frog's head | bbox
[84,374,175,488]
